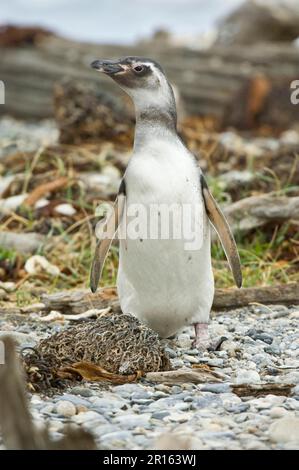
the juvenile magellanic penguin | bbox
[90,57,242,349]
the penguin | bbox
[90,57,242,349]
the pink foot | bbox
[192,323,209,351]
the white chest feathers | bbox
[117,137,214,338]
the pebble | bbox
[234,369,261,385]
[71,386,94,397]
[184,354,199,364]
[164,347,177,358]
[269,417,299,444]
[9,297,298,451]
[114,414,152,429]
[55,400,77,418]
[177,334,192,349]
[269,407,288,419]
[151,411,170,420]
[200,383,231,394]
[167,412,192,423]
[72,411,107,425]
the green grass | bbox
[0,152,297,295]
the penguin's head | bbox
[91,56,176,113]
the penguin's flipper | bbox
[90,181,126,293]
[200,174,242,288]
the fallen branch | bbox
[232,383,294,398]
[40,283,299,314]
[223,195,299,234]
[145,367,223,385]
[213,283,299,309]
[0,336,97,449]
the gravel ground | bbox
[1,303,299,450]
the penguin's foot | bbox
[192,323,209,351]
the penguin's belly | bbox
[116,147,214,338]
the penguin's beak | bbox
[91,59,124,75]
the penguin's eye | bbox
[133,65,144,73]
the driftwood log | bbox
[0,31,298,130]
[223,195,299,234]
[212,283,299,309]
[0,337,97,449]
[39,283,299,314]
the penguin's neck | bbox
[132,88,179,151]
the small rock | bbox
[55,400,76,417]
[25,255,60,277]
[114,413,151,429]
[75,404,88,413]
[41,404,55,414]
[72,410,106,425]
[264,345,281,355]
[290,311,299,319]
[269,407,288,419]
[246,328,273,344]
[184,354,199,364]
[234,369,261,385]
[167,412,191,423]
[151,411,170,420]
[54,203,77,216]
[205,358,224,367]
[269,417,299,444]
[177,334,192,349]
[200,383,231,394]
[0,281,16,292]
[164,347,177,358]
[71,386,94,397]
[0,289,8,300]
[224,403,250,413]
[219,340,238,357]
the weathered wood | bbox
[40,283,299,314]
[232,383,294,398]
[213,283,299,309]
[41,287,119,314]
[145,368,223,385]
[223,195,299,234]
[1,32,299,129]
[0,336,97,449]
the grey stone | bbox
[200,383,231,394]
[264,344,281,356]
[72,410,107,425]
[151,411,170,420]
[70,386,94,397]
[55,394,91,407]
[224,403,250,413]
[114,413,152,429]
[246,328,273,344]
[164,347,177,358]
